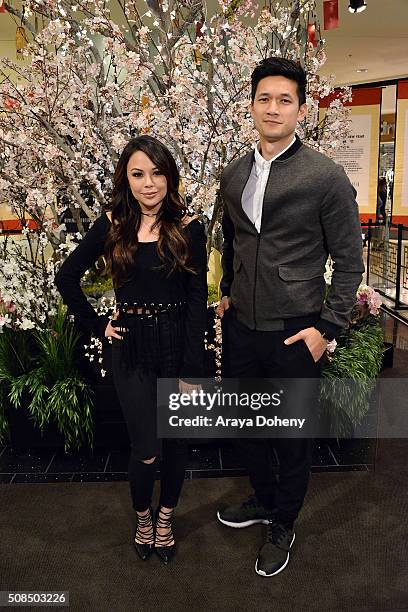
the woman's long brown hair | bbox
[104,136,194,287]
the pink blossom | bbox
[356,285,382,316]
[326,339,337,353]
[0,314,11,328]
[357,292,368,305]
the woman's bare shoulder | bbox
[182,214,198,226]
[105,211,112,223]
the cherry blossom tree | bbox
[0,0,351,330]
[1,0,350,243]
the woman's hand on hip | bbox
[104,311,123,340]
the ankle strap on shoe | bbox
[156,508,174,525]
[155,509,174,547]
[137,512,153,528]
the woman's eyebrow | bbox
[129,166,158,171]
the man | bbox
[216,57,364,577]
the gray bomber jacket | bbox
[219,137,365,340]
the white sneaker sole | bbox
[255,532,296,577]
[217,512,270,528]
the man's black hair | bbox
[251,57,307,106]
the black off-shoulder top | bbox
[55,214,208,378]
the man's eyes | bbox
[257,98,292,103]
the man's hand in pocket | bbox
[284,327,328,362]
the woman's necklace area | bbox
[140,211,158,218]
[139,212,160,241]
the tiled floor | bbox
[0,438,373,484]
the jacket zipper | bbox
[253,232,260,329]
[253,163,273,329]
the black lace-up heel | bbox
[133,508,154,561]
[154,507,176,564]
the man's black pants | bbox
[223,308,324,526]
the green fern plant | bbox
[0,384,9,443]
[6,304,94,452]
[0,327,36,444]
[320,313,384,437]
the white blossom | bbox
[0,0,349,342]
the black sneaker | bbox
[255,521,296,577]
[217,495,276,528]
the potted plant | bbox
[319,285,385,438]
[0,230,94,451]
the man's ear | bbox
[298,102,308,122]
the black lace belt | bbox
[111,301,186,373]
[116,301,186,317]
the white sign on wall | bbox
[402,111,408,209]
[330,114,372,207]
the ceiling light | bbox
[348,0,367,13]
[356,68,368,73]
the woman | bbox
[55,135,208,564]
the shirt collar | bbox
[253,136,297,175]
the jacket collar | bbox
[225,135,303,234]
[251,134,302,165]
